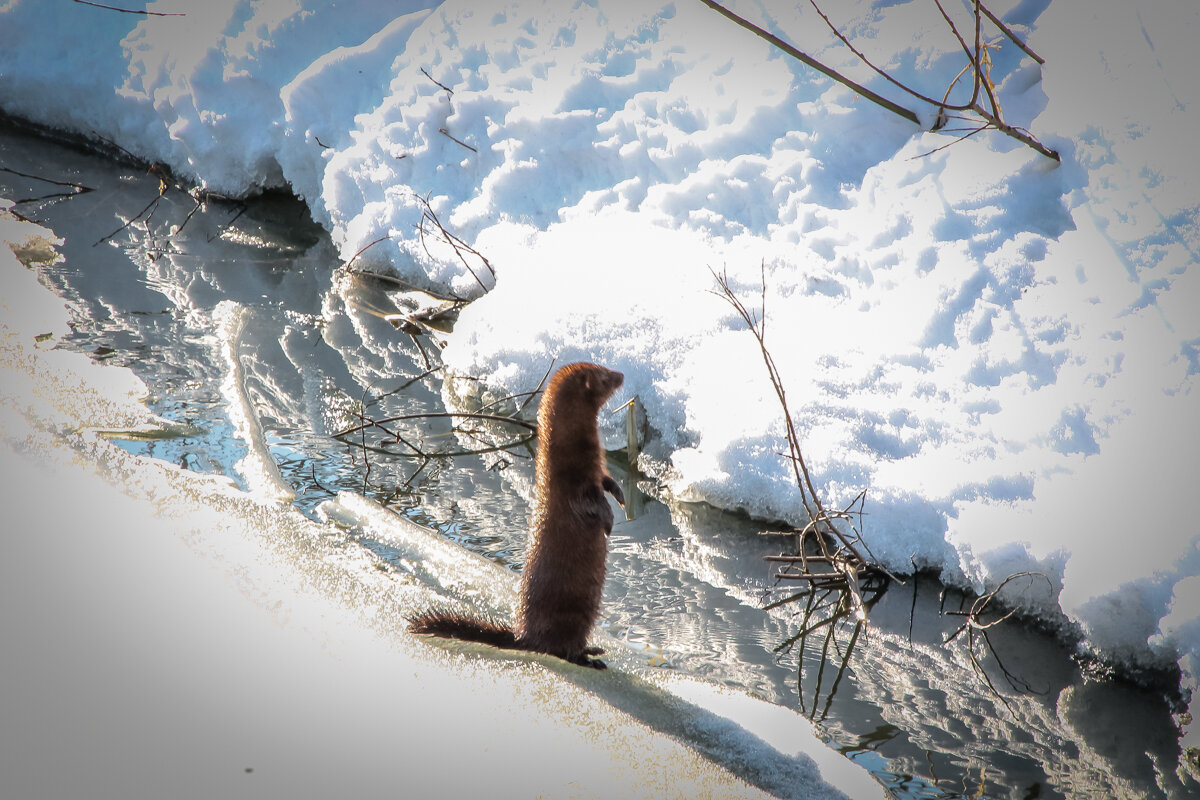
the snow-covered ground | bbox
[2,0,1197,742]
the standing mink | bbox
[409,362,626,669]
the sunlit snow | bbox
[1,0,1197,763]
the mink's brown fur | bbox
[409,362,625,669]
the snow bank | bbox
[2,0,1197,700]
[0,0,439,195]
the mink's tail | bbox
[408,609,520,649]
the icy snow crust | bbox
[2,0,1196,692]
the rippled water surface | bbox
[3,121,1196,800]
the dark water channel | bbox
[3,120,1196,800]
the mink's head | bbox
[541,362,624,420]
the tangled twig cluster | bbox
[699,0,1059,161]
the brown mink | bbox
[409,362,625,669]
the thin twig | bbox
[978,2,1043,64]
[414,191,493,289]
[346,434,535,461]
[711,266,820,521]
[439,128,477,153]
[521,359,558,415]
[477,390,541,415]
[911,124,990,159]
[695,0,920,125]
[71,0,184,16]
[87,129,155,170]
[334,411,537,438]
[343,268,462,303]
[807,0,972,111]
[344,235,392,271]
[970,2,1005,122]
[421,67,454,94]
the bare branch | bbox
[972,107,1059,161]
[712,268,894,629]
[72,0,184,17]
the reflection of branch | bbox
[357,388,374,493]
[205,201,248,243]
[92,191,164,247]
[815,616,867,721]
[1,166,94,199]
[980,627,1045,696]
[402,455,433,489]
[1,167,93,220]
[944,571,1053,713]
[378,367,443,400]
[772,579,886,721]
[310,463,335,497]
[944,571,1050,642]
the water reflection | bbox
[2,121,1196,800]
[769,579,886,721]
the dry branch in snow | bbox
[712,267,895,625]
[698,0,1059,160]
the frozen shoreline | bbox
[0,205,881,799]
[2,0,1197,741]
